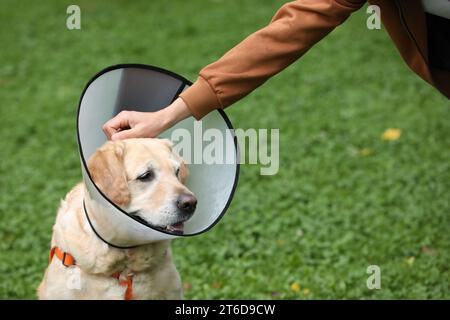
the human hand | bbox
[102,98,192,140]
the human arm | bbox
[180,0,365,119]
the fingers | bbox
[102,125,117,140]
[102,111,132,140]
[103,110,164,141]
[111,127,141,141]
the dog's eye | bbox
[137,170,154,182]
[175,168,180,177]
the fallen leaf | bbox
[382,128,401,141]
[406,256,415,266]
[421,246,438,256]
[183,282,192,291]
[290,282,300,292]
[271,291,281,297]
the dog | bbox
[38,138,196,299]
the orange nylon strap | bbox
[49,247,133,300]
[49,247,76,267]
[112,272,134,300]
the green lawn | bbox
[0,0,449,299]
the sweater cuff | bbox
[179,76,220,120]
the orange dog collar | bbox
[49,247,133,300]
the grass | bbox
[0,0,449,299]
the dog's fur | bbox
[38,138,195,299]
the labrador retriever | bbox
[38,138,196,299]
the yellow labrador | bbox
[38,138,196,299]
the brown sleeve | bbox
[180,0,365,119]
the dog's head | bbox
[87,138,196,234]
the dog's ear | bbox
[178,159,189,184]
[158,138,189,183]
[171,149,189,184]
[87,141,130,206]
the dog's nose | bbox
[176,193,197,214]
